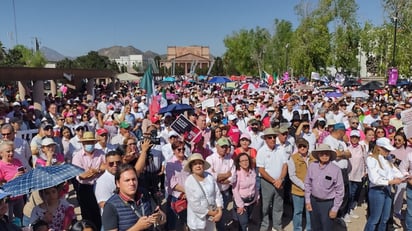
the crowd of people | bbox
[0,78,411,231]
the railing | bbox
[16,129,38,142]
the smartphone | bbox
[17,166,25,172]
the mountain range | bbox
[40,45,161,62]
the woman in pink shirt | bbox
[0,140,25,225]
[232,153,259,231]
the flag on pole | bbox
[261,71,274,85]
[160,88,168,108]
[140,65,155,101]
[140,65,157,117]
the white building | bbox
[114,54,143,72]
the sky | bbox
[0,0,385,58]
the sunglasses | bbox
[265,135,276,140]
[1,132,12,136]
[298,144,308,149]
[108,161,121,167]
[351,122,359,125]
[177,148,186,152]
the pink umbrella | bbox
[240,83,258,90]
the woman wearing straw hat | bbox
[364,137,404,231]
[304,143,344,231]
[184,153,223,231]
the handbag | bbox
[171,193,187,213]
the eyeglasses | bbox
[351,122,359,125]
[108,161,121,167]
[127,143,137,146]
[1,132,12,136]
[219,145,229,149]
[265,135,276,140]
[298,144,308,149]
[376,131,385,134]
[176,148,185,152]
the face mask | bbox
[251,127,259,132]
[84,144,94,152]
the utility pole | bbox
[285,43,290,73]
[392,11,398,67]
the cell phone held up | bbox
[17,166,25,172]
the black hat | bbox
[291,111,301,122]
[301,114,310,122]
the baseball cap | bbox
[350,130,361,137]
[119,121,131,129]
[376,137,396,151]
[41,138,56,146]
[96,128,108,136]
[216,137,230,147]
[228,114,237,121]
[334,123,346,131]
[41,123,53,130]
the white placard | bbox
[202,98,215,109]
[401,108,412,125]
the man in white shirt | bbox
[94,150,122,213]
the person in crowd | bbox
[43,103,58,126]
[70,219,98,231]
[184,153,223,231]
[390,107,403,130]
[392,132,411,220]
[35,138,65,167]
[344,116,365,143]
[0,189,20,231]
[288,138,314,231]
[304,143,344,231]
[94,150,122,213]
[0,140,25,226]
[322,122,351,223]
[94,128,116,153]
[363,107,381,129]
[374,126,387,140]
[206,137,235,231]
[197,114,211,148]
[161,130,181,164]
[60,125,74,163]
[111,121,136,148]
[360,127,376,154]
[1,123,32,169]
[311,118,326,144]
[209,126,223,151]
[232,153,259,231]
[165,140,190,231]
[102,164,164,231]
[246,118,264,151]
[317,119,335,144]
[71,132,105,230]
[365,137,405,231]
[30,123,54,163]
[256,128,288,231]
[346,130,368,222]
[295,120,316,152]
[192,136,212,160]
[227,114,241,148]
[29,185,75,231]
[69,124,86,153]
[381,114,396,140]
[233,133,257,168]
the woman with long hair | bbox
[364,137,404,231]
[165,140,190,231]
[232,153,259,231]
[209,127,223,150]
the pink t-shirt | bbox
[0,158,23,182]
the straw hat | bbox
[184,153,211,172]
[311,144,337,161]
[78,131,98,142]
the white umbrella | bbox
[347,91,369,99]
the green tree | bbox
[56,58,79,69]
[0,41,6,63]
[269,19,294,75]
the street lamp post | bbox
[392,11,398,67]
[285,43,290,73]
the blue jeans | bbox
[348,181,362,212]
[406,186,412,230]
[233,200,256,231]
[292,195,311,231]
[364,187,391,231]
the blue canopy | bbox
[208,76,232,83]
[163,76,175,82]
